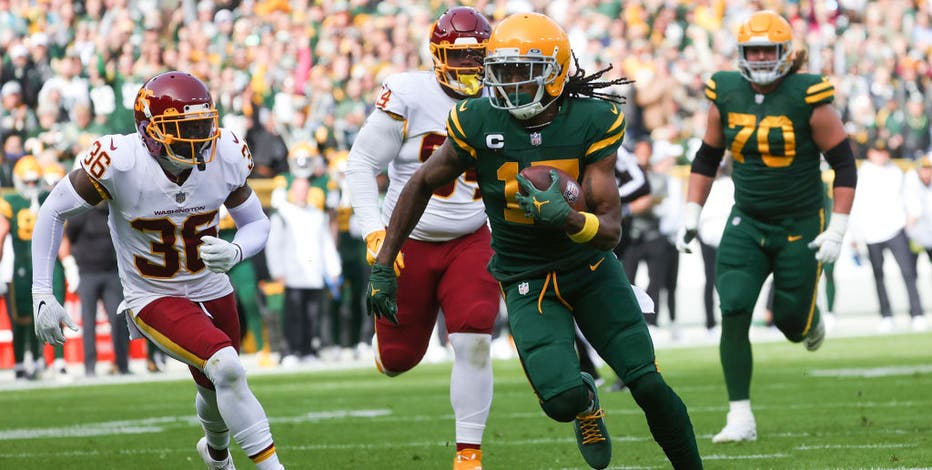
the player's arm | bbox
[32,169,97,293]
[375,139,467,267]
[810,103,856,215]
[198,185,270,274]
[563,154,623,251]
[344,109,405,238]
[678,101,725,252]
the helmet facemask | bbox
[431,41,486,97]
[737,40,792,85]
[485,51,561,120]
[145,103,219,170]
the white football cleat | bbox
[197,437,236,470]
[911,315,928,332]
[804,315,825,351]
[712,409,757,443]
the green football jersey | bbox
[705,71,835,220]
[0,192,65,314]
[446,97,625,281]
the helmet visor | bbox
[148,107,219,166]
[484,56,555,110]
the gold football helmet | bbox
[13,155,43,200]
[484,12,571,119]
[736,11,794,85]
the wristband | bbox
[568,212,599,244]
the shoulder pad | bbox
[375,72,436,120]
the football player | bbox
[368,12,702,470]
[0,156,76,380]
[344,7,497,469]
[678,11,857,443]
[30,71,285,470]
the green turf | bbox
[1,332,930,469]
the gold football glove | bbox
[365,229,404,276]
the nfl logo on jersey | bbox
[529,132,542,146]
[176,192,187,203]
[518,282,530,295]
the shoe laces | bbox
[577,408,607,445]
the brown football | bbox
[518,165,586,211]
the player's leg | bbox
[771,213,824,348]
[573,256,701,468]
[713,214,772,442]
[7,289,32,379]
[503,275,612,469]
[133,294,283,469]
[374,238,442,375]
[437,228,498,466]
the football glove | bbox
[515,170,572,226]
[676,202,703,253]
[61,255,80,294]
[808,213,848,263]
[365,229,404,276]
[33,291,77,346]
[366,264,399,325]
[199,235,243,273]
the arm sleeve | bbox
[32,177,93,292]
[226,191,270,260]
[823,138,857,188]
[344,109,406,238]
[265,213,285,280]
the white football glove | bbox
[808,213,848,263]
[33,291,77,345]
[676,202,703,253]
[61,255,80,294]
[198,235,243,273]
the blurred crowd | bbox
[1,0,932,373]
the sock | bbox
[449,333,492,447]
[720,313,753,400]
[729,399,751,414]
[196,385,230,452]
[629,372,702,469]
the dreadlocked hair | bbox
[562,52,634,104]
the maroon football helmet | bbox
[429,7,492,97]
[134,71,220,167]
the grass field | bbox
[1,332,930,469]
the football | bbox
[518,165,586,211]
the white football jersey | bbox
[354,71,487,242]
[80,130,253,314]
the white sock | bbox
[204,347,281,467]
[449,333,492,445]
[728,399,752,415]
[196,385,230,451]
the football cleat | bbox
[712,409,757,443]
[197,437,236,470]
[804,315,825,351]
[574,372,612,469]
[453,448,482,470]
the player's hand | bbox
[366,264,398,325]
[515,170,572,226]
[199,235,243,273]
[61,255,80,293]
[33,291,77,346]
[676,202,703,253]
[808,213,848,263]
[365,229,404,276]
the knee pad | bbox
[540,384,589,423]
[448,333,491,369]
[372,334,412,377]
[627,371,666,409]
[203,347,245,389]
[717,271,760,315]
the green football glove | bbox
[366,263,399,325]
[515,170,573,226]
